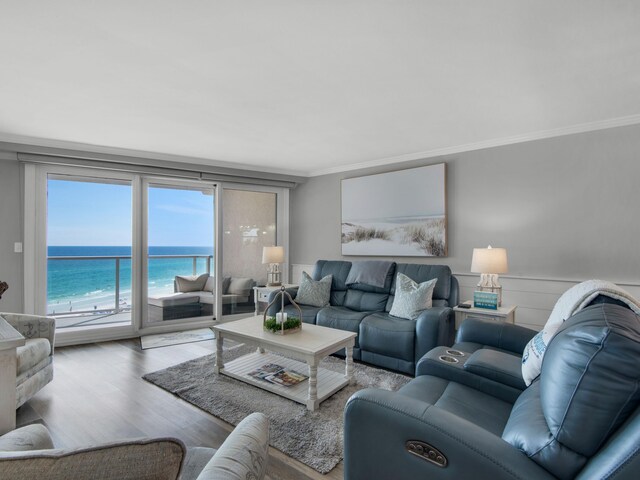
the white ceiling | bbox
[1,1,639,176]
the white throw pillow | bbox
[175,273,209,293]
[294,272,332,307]
[389,273,437,320]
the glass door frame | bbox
[140,176,218,332]
[27,164,140,345]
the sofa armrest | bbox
[0,424,55,452]
[265,287,299,315]
[0,438,185,480]
[414,307,455,363]
[455,318,536,355]
[196,412,269,480]
[0,313,56,352]
[344,389,556,480]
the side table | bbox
[453,302,517,330]
[253,284,298,315]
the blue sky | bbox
[47,179,214,246]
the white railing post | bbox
[192,257,197,275]
[115,257,120,313]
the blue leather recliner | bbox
[344,303,640,479]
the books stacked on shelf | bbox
[248,363,308,387]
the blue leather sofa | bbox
[344,302,640,479]
[268,260,459,374]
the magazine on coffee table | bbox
[248,363,308,387]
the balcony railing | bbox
[47,254,213,317]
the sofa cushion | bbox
[345,261,396,294]
[181,447,216,480]
[195,412,269,480]
[227,277,253,297]
[280,304,321,324]
[203,276,216,293]
[344,290,388,312]
[397,375,513,436]
[316,307,369,347]
[463,349,526,390]
[181,291,217,304]
[389,274,437,320]
[221,276,231,294]
[0,424,54,452]
[16,339,51,376]
[175,274,209,293]
[295,272,332,307]
[148,293,200,308]
[503,304,640,480]
[359,313,415,362]
[312,260,352,291]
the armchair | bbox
[0,312,55,408]
[0,412,270,480]
[344,303,640,480]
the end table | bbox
[253,284,298,315]
[453,302,517,330]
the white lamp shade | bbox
[262,246,284,264]
[471,247,508,274]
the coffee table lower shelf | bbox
[220,351,349,410]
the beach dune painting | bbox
[341,163,447,257]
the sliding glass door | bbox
[27,163,289,343]
[46,174,133,329]
[143,180,215,327]
[221,186,284,319]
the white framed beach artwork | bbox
[341,163,447,257]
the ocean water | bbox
[47,246,213,315]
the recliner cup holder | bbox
[445,349,465,357]
[438,355,459,363]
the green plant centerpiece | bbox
[263,286,303,335]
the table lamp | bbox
[262,246,285,287]
[471,246,508,306]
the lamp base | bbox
[267,269,281,287]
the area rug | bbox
[140,328,215,349]
[143,344,411,474]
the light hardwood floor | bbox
[16,338,343,480]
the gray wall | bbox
[0,153,23,312]
[1,125,639,317]
[290,124,640,283]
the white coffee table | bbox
[212,316,356,411]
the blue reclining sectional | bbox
[268,260,459,375]
[344,299,640,480]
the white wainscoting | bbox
[290,263,640,332]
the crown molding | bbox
[306,114,640,177]
[3,114,640,179]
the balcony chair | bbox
[0,313,55,408]
[0,412,269,480]
[344,303,640,480]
